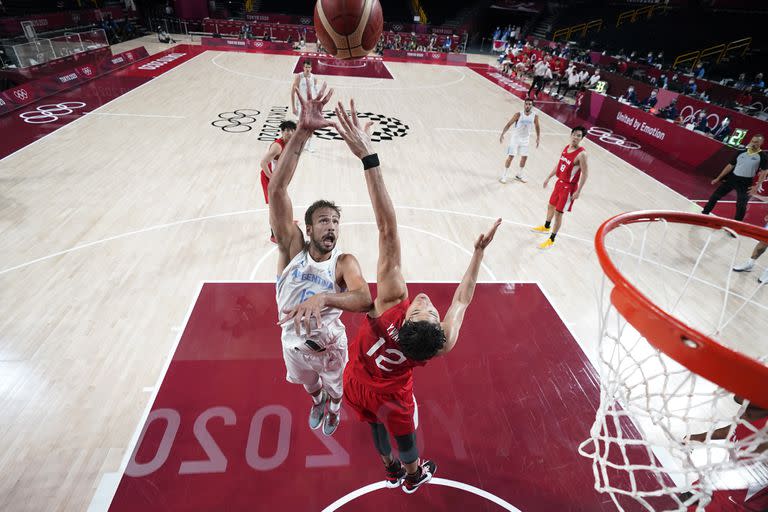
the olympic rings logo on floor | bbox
[587,127,642,149]
[211,109,262,133]
[19,102,86,124]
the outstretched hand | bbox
[334,99,375,159]
[474,218,502,251]
[279,293,326,337]
[294,78,335,132]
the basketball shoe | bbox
[499,176,508,184]
[323,401,340,436]
[515,173,528,183]
[384,459,407,488]
[760,267,768,284]
[402,459,437,494]
[309,391,326,430]
[531,225,551,234]
[733,260,755,272]
[538,238,555,250]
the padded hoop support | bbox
[596,210,768,409]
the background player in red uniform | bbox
[532,126,589,250]
[260,120,296,243]
[332,98,502,493]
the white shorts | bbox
[282,344,348,399]
[507,139,529,157]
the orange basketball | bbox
[314,0,384,60]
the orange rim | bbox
[595,211,768,410]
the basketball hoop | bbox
[580,210,768,512]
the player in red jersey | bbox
[260,120,296,243]
[532,126,589,250]
[332,98,502,494]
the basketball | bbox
[314,0,384,60]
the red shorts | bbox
[343,369,418,437]
[549,180,578,212]
[260,171,270,204]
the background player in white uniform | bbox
[270,79,372,436]
[498,97,540,183]
[291,60,320,152]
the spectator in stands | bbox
[587,69,601,89]
[710,117,732,142]
[428,34,437,51]
[660,73,670,89]
[657,98,678,120]
[695,62,705,79]
[240,24,252,40]
[619,85,637,105]
[578,68,589,85]
[165,1,173,16]
[753,73,765,89]
[656,51,664,66]
[157,26,176,44]
[685,78,697,95]
[693,110,710,132]
[617,59,628,76]
[640,89,659,110]
[121,17,136,40]
[263,30,271,42]
[443,35,453,53]
[493,27,502,41]
[733,73,749,90]
[646,51,654,65]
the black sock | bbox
[550,233,557,241]
[544,220,551,229]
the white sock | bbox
[329,399,341,413]
[311,392,324,405]
[748,258,756,264]
[501,167,510,178]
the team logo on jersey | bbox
[211,109,261,133]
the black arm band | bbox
[362,153,380,170]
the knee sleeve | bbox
[369,423,392,457]
[394,432,419,464]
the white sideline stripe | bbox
[0,51,205,163]
[320,478,522,511]
[91,282,205,511]
[84,112,187,119]
[436,127,560,135]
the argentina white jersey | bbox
[276,246,347,351]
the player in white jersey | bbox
[270,78,372,436]
[291,60,320,152]
[498,97,541,183]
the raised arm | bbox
[269,79,334,265]
[334,99,407,315]
[438,219,502,355]
[500,113,520,143]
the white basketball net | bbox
[578,217,768,511]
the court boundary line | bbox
[3,204,765,311]
[211,50,467,91]
[94,280,205,511]
[0,49,206,164]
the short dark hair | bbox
[304,200,341,226]
[397,320,446,361]
[303,59,312,66]
[524,97,534,104]
[571,125,587,137]
[279,120,297,131]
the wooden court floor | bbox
[0,49,765,511]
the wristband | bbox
[362,153,380,170]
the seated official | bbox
[640,89,659,109]
[710,118,733,142]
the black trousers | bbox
[528,75,545,96]
[702,174,752,221]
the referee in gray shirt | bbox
[702,134,767,221]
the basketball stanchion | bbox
[579,211,768,512]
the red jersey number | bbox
[365,338,406,372]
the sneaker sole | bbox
[402,471,434,494]
[732,268,753,273]
[384,478,404,489]
[530,229,551,234]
